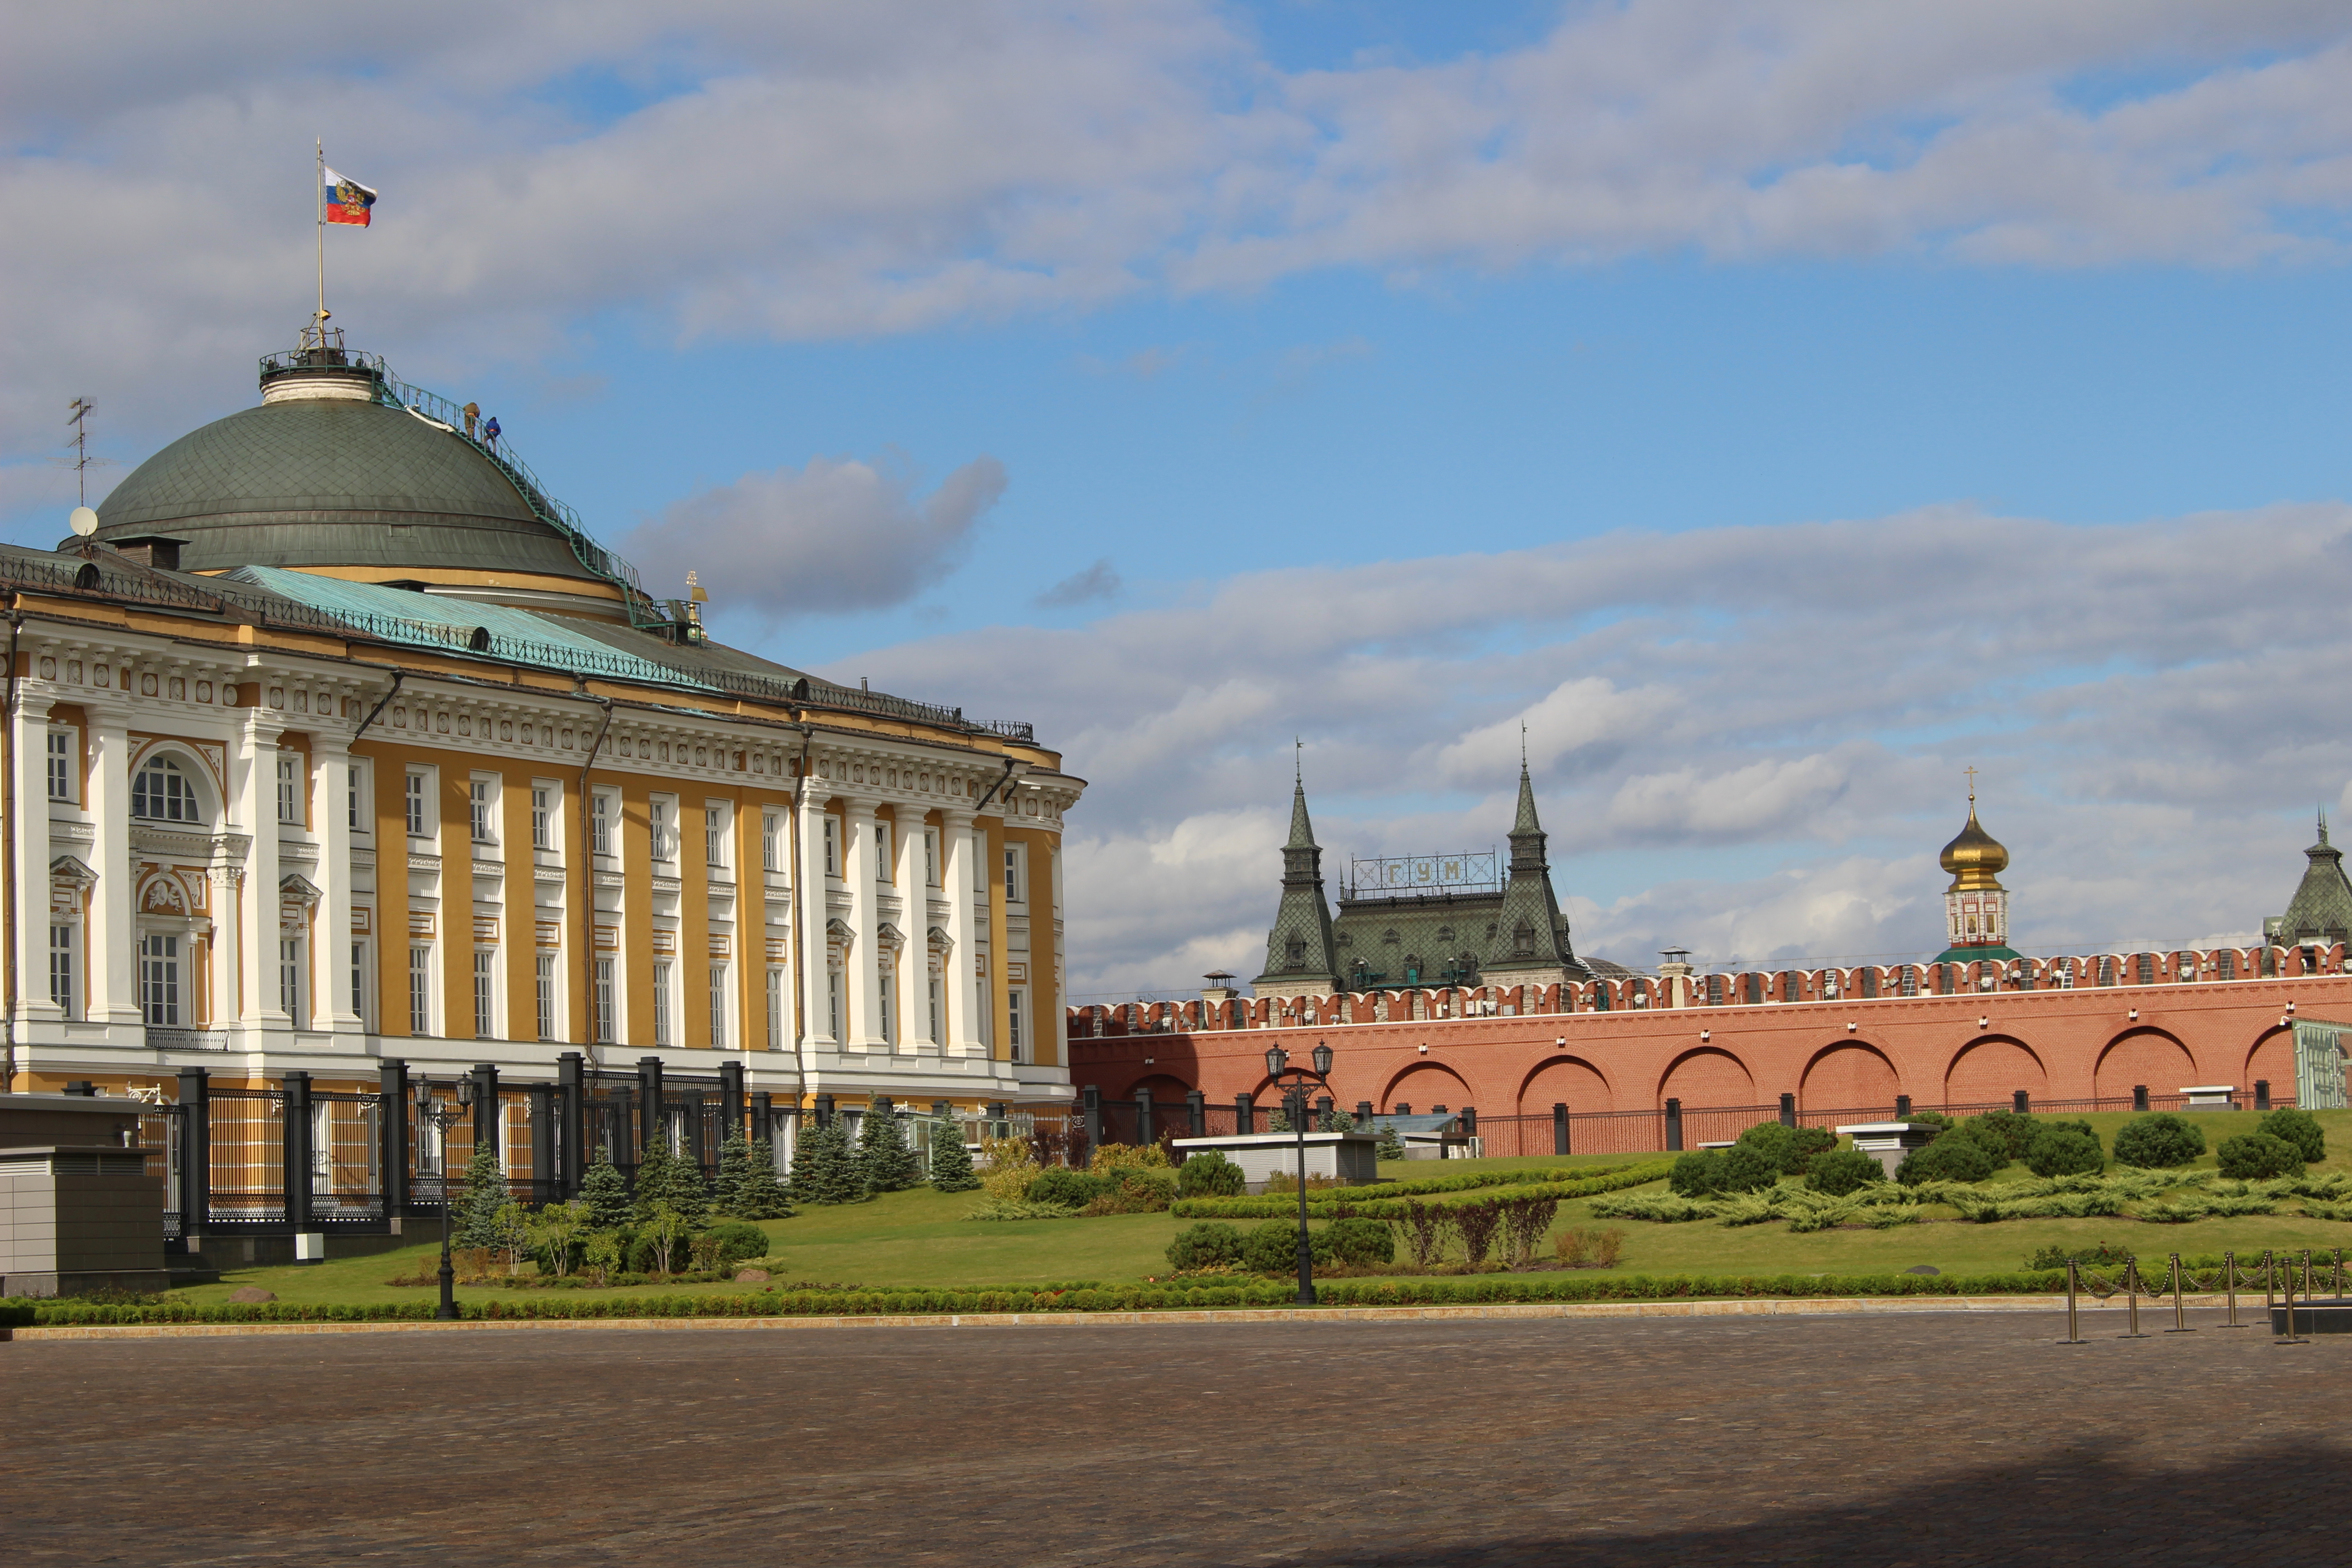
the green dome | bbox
[88,397,600,583]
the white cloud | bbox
[839,500,2352,994]
[623,453,1006,621]
[14,3,2352,463]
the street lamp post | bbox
[412,1076,475,1321]
[1263,1040,1336,1307]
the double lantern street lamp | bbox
[1262,1040,1335,1307]
[411,1076,475,1321]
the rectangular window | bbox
[706,805,726,868]
[925,828,939,888]
[763,813,782,873]
[46,730,71,803]
[277,753,300,825]
[879,970,895,1046]
[141,934,180,1026]
[876,822,892,882]
[827,969,843,1040]
[823,816,839,877]
[531,785,553,850]
[408,946,432,1035]
[280,937,304,1027]
[653,797,679,865]
[351,941,369,1026]
[535,952,556,1041]
[653,961,673,1046]
[709,964,729,1048]
[928,973,942,1042]
[1006,987,1025,1063]
[591,791,614,856]
[404,771,427,836]
[49,925,75,1017]
[765,967,784,1049]
[348,764,364,833]
[594,957,617,1043]
[1004,846,1022,904]
[473,951,495,1038]
[470,778,495,843]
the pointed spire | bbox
[1286,774,1318,850]
[2321,807,2331,848]
[1512,755,1542,836]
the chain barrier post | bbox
[2279,1257,2306,1343]
[2166,1251,2191,1333]
[2061,1257,2083,1344]
[2221,1249,2247,1328]
[2122,1254,2147,1339]
[2335,1247,2345,1298]
[2264,1250,2275,1319]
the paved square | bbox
[5,1310,2349,1564]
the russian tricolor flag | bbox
[324,167,376,227]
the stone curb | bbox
[0,1292,2161,1341]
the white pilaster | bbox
[11,693,56,1026]
[842,799,881,1049]
[313,731,358,1034]
[236,714,286,1040]
[940,808,981,1057]
[892,808,925,1054]
[796,791,834,1046]
[84,707,140,1028]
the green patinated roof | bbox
[2272,818,2352,943]
[90,399,595,582]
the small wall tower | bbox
[1934,772,2018,964]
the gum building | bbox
[5,332,1080,1258]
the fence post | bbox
[1135,1086,1155,1147]
[1187,1090,1206,1138]
[557,1052,584,1197]
[1081,1084,1101,1155]
[1894,1093,1911,1120]
[176,1065,211,1240]
[815,1093,835,1128]
[2280,1254,2306,1343]
[1460,1106,1477,1147]
[719,1059,745,1148]
[2167,1252,2191,1333]
[637,1056,664,1164]
[377,1060,408,1222]
[1236,1092,1254,1136]
[528,1083,555,1205]
[2133,1084,2149,1112]
[1778,1092,1796,1127]
[1665,1098,1683,1152]
[2223,1250,2244,1328]
[283,1070,312,1233]
[1553,1102,1570,1156]
[2062,1258,2082,1344]
[2013,1089,2030,1114]
[1356,1099,1374,1130]
[2255,1079,2271,1112]
[470,1063,500,1159]
[2122,1255,2146,1338]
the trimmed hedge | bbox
[1171,1160,1673,1220]
[9,1267,2075,1326]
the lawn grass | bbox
[157,1109,2352,1307]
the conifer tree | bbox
[632,1139,710,1230]
[927,1109,980,1192]
[454,1144,509,1249]
[857,1099,921,1193]
[713,1130,794,1220]
[789,1119,863,1205]
[578,1146,633,1230]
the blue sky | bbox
[11,1,2352,995]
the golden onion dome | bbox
[1939,798,2009,890]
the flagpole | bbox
[315,139,326,348]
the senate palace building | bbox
[5,329,1077,1257]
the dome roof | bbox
[1939,800,2009,890]
[88,397,601,585]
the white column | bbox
[842,799,881,1050]
[940,808,981,1057]
[313,731,358,1033]
[236,715,286,1039]
[1050,837,1068,1068]
[84,706,141,1028]
[796,790,834,1045]
[12,693,56,1026]
[892,808,925,1054]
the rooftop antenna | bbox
[57,399,119,508]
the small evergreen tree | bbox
[789,1119,864,1205]
[857,1100,922,1193]
[578,1146,633,1230]
[454,1144,509,1249]
[1376,1122,1408,1161]
[632,1139,710,1230]
[713,1130,794,1219]
[928,1111,980,1192]
[712,1130,755,1217]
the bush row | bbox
[10,1267,2076,1326]
[1169,1160,1674,1220]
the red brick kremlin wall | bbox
[1068,945,2352,1149]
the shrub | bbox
[1736,1122,1798,1171]
[977,1136,1039,1203]
[2025,1240,2136,1271]
[2024,1121,2105,1178]
[1899,1134,1999,1186]
[856,1103,922,1194]
[1080,1168,1176,1215]
[2259,1107,2326,1165]
[1670,1151,1727,1197]
[1961,1110,2038,1164]
[1176,1150,1246,1197]
[1165,1222,1244,1271]
[1027,1168,1109,1208]
[698,1220,769,1269]
[1090,1142,1172,1173]
[1806,1147,1886,1196]
[1906,1109,1954,1132]
[1555,1227,1625,1267]
[1720,1144,1781,1193]
[1395,1200,1450,1269]
[527,1199,590,1277]
[1324,1216,1395,1267]
[2112,1113,2207,1169]
[927,1114,980,1193]
[790,1120,866,1205]
[1242,1219,1331,1274]
[1499,1196,1560,1268]
[2218,1131,2303,1179]
[1454,1200,1503,1266]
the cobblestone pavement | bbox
[7,1309,2350,1565]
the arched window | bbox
[132,755,201,823]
